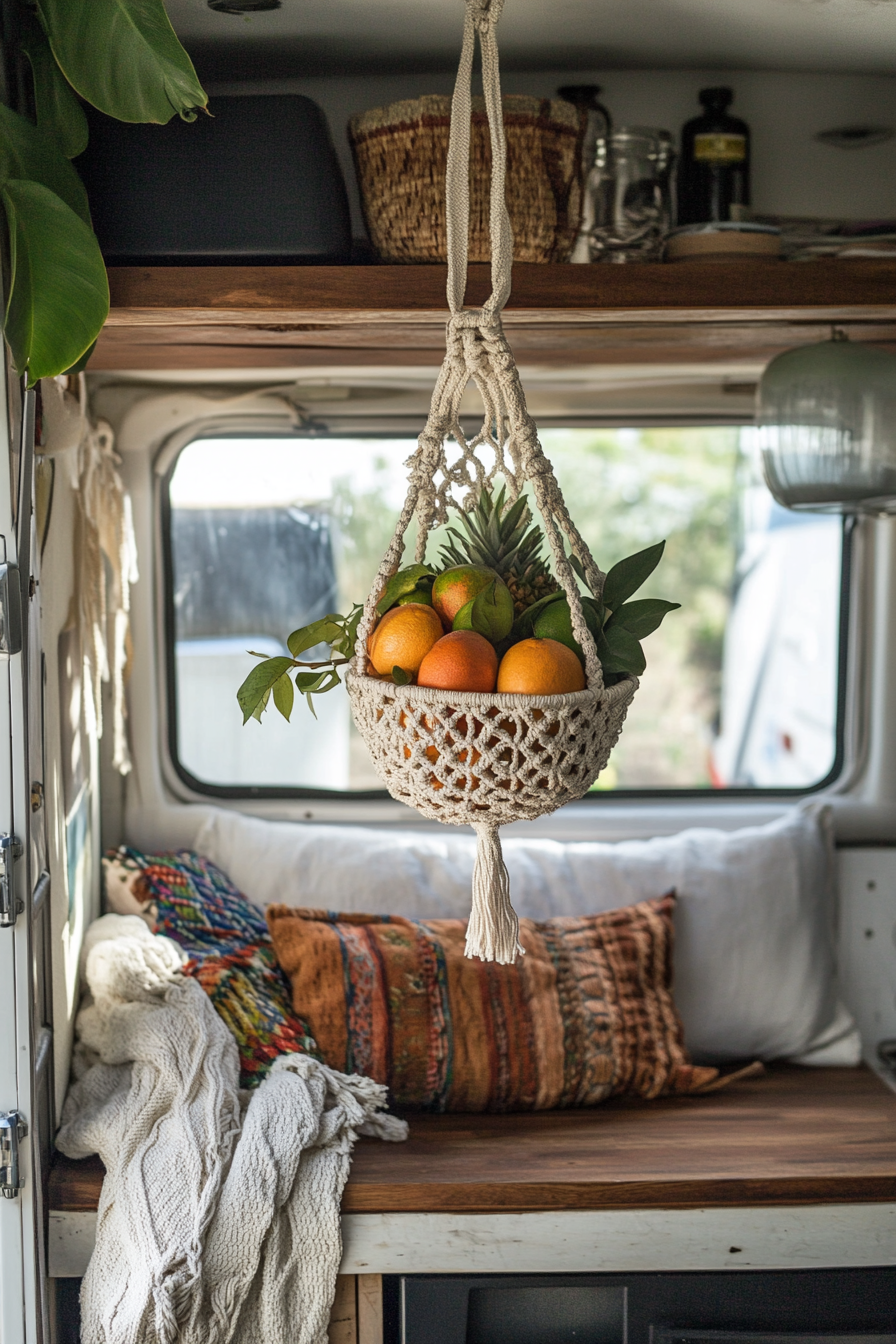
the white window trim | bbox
[102,391,889,850]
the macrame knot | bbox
[416,426,449,464]
[476,310,504,333]
[447,309,488,333]
[460,330,490,379]
[515,429,552,478]
[469,0,504,33]
[477,325,515,371]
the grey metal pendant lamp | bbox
[758,330,896,515]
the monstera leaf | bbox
[0,2,208,381]
[2,179,109,385]
[36,0,207,124]
[18,14,88,158]
[0,105,90,222]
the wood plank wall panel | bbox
[357,1275,383,1344]
[328,1276,358,1344]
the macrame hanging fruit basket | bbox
[347,0,639,964]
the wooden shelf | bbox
[91,261,896,372]
[104,260,896,314]
[49,1065,896,1216]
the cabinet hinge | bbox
[0,1111,27,1199]
[0,834,23,928]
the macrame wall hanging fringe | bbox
[347,0,638,963]
[40,375,138,776]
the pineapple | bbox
[439,484,556,614]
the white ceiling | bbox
[91,364,762,421]
[168,0,896,78]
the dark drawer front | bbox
[398,1272,896,1344]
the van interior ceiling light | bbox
[757,330,896,514]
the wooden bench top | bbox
[49,1065,896,1217]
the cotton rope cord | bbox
[347,0,638,964]
[56,916,407,1344]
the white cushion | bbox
[193,806,859,1067]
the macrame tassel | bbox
[466,822,523,964]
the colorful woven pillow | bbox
[266,893,718,1111]
[104,848,319,1088]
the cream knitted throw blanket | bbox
[56,916,408,1344]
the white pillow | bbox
[193,806,860,1068]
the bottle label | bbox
[694,133,746,164]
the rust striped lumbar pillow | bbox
[266,893,719,1111]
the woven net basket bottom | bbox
[346,672,638,824]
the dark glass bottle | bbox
[677,87,750,226]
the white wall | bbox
[210,70,896,237]
[838,848,896,1083]
[38,431,104,1120]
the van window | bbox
[162,429,846,797]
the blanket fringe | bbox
[56,916,407,1344]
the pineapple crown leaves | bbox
[439,482,550,578]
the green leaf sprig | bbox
[453,577,514,642]
[519,542,680,681]
[375,563,435,615]
[237,606,363,725]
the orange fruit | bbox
[496,637,586,695]
[403,742,440,765]
[431,565,498,628]
[417,631,498,693]
[367,603,444,676]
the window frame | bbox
[158,427,855,805]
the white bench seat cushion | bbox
[193,806,859,1068]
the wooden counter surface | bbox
[50,1065,896,1216]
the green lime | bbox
[533,598,600,663]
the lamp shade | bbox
[757,334,896,513]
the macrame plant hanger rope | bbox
[347,0,638,964]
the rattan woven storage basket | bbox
[348,94,583,264]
